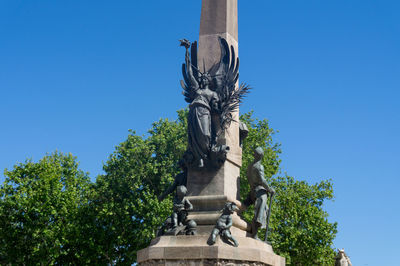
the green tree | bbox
[269,176,337,265]
[0,152,92,265]
[84,110,188,264]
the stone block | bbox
[138,235,285,266]
[188,161,240,198]
[199,0,238,39]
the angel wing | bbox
[209,37,250,130]
[180,41,200,103]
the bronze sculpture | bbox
[157,185,197,236]
[208,202,239,247]
[171,185,193,228]
[243,147,275,240]
[180,37,250,170]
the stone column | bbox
[186,0,245,236]
[198,0,238,72]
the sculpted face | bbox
[200,73,211,88]
[225,202,238,213]
[176,185,187,198]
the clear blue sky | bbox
[1,1,399,265]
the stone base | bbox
[137,235,285,266]
[140,259,274,266]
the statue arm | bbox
[185,48,199,90]
[184,199,193,211]
[226,216,233,229]
[257,165,275,195]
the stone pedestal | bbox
[138,236,285,266]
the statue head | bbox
[254,147,264,161]
[224,202,238,214]
[176,185,188,198]
[199,73,211,89]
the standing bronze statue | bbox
[180,37,250,170]
[243,147,276,240]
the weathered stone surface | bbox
[200,0,238,39]
[137,236,285,266]
[186,195,243,212]
[188,211,248,233]
[198,0,238,72]
[187,163,240,202]
[141,259,270,266]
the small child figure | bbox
[208,202,239,247]
[172,185,193,228]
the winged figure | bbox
[180,37,250,169]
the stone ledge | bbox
[138,235,285,266]
[187,225,247,238]
[186,195,243,213]
[186,195,242,208]
[187,212,249,232]
[140,259,271,266]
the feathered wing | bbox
[220,83,251,130]
[180,41,199,103]
[210,37,250,130]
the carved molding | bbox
[140,259,269,266]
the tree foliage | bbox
[0,152,92,265]
[0,110,337,265]
[82,110,188,264]
[269,176,337,265]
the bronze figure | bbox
[180,37,250,170]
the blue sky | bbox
[1,1,399,265]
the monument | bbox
[335,249,352,266]
[138,0,285,265]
